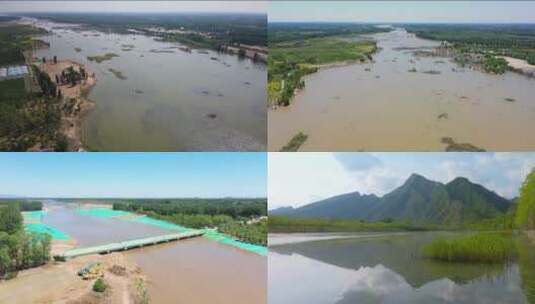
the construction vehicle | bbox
[77,262,104,280]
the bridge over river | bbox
[54,230,204,260]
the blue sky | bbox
[269,153,535,209]
[0,153,266,198]
[269,1,535,23]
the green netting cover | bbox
[25,223,70,240]
[22,210,47,221]
[203,230,267,256]
[76,208,131,218]
[130,216,192,232]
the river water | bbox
[38,203,266,304]
[26,18,266,151]
[268,28,535,151]
[269,232,534,304]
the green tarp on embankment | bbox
[22,210,47,222]
[22,211,70,240]
[25,223,70,240]
[203,230,268,256]
[130,216,192,232]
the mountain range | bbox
[269,174,513,225]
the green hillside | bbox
[270,174,512,225]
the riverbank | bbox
[268,35,378,107]
[406,23,535,77]
[501,56,535,77]
[37,59,96,151]
[0,244,147,304]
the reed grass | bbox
[423,232,513,263]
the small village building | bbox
[8,65,28,77]
[0,65,29,80]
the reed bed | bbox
[423,232,513,263]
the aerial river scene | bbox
[27,18,267,151]
[0,1,267,152]
[0,153,268,304]
[268,2,535,152]
[5,2,535,304]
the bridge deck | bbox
[57,230,204,260]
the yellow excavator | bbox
[78,262,104,280]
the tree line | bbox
[113,199,267,246]
[0,204,51,279]
[0,24,65,151]
[113,199,266,218]
[405,24,535,65]
[0,200,43,211]
[515,168,535,230]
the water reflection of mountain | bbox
[270,232,506,288]
[334,263,523,304]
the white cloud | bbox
[269,152,535,209]
[268,153,355,209]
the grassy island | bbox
[268,23,389,107]
[87,53,119,63]
[423,232,513,263]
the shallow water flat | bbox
[28,18,266,151]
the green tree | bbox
[0,246,10,276]
[55,134,69,152]
[515,168,535,229]
[0,205,51,278]
[0,204,23,234]
[93,278,107,292]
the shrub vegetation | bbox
[92,277,107,292]
[113,199,267,246]
[423,232,513,263]
[515,168,535,230]
[0,204,51,279]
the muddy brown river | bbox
[268,28,535,151]
[129,238,266,304]
[43,203,266,304]
[24,18,266,151]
